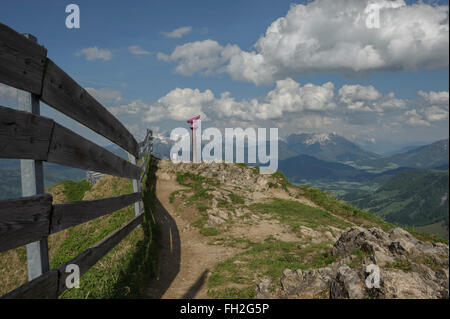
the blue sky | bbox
[0,0,448,153]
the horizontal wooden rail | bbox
[0,194,53,253]
[0,106,140,179]
[0,192,142,253]
[41,59,138,157]
[56,212,143,295]
[1,213,144,299]
[2,270,59,299]
[0,23,47,95]
[51,192,141,233]
[0,22,138,157]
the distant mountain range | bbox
[283,132,380,162]
[355,139,449,172]
[152,131,381,163]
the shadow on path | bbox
[145,196,181,298]
[181,270,209,299]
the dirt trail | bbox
[145,178,238,299]
[144,168,350,299]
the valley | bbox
[275,134,449,240]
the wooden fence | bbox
[0,22,154,298]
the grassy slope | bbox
[343,169,449,232]
[55,167,159,298]
[0,158,159,298]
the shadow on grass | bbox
[109,157,162,298]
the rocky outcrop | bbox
[264,227,449,299]
[156,160,285,226]
[331,266,366,299]
[279,268,333,299]
[157,160,274,194]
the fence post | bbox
[128,153,141,217]
[18,33,50,281]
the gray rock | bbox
[281,268,333,298]
[330,266,366,299]
[205,214,225,227]
[255,278,272,299]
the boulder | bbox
[330,266,366,299]
[379,269,443,299]
[281,268,333,298]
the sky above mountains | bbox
[0,0,448,152]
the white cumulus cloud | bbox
[144,88,214,122]
[157,40,240,76]
[338,85,405,113]
[401,90,449,126]
[161,26,192,39]
[158,0,449,85]
[128,45,150,55]
[76,47,112,61]
[418,90,449,106]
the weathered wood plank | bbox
[47,123,140,179]
[0,194,53,253]
[0,23,47,95]
[57,213,144,295]
[0,105,54,160]
[51,192,141,233]
[0,107,140,178]
[1,270,58,299]
[40,59,138,157]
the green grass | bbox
[229,193,245,204]
[61,180,92,202]
[191,214,220,236]
[200,227,221,236]
[208,287,255,299]
[217,199,233,210]
[52,157,160,299]
[169,189,190,203]
[250,198,351,232]
[175,171,218,214]
[347,248,372,269]
[289,175,448,244]
[386,258,412,272]
[208,237,335,298]
[188,188,213,203]
[271,170,291,191]
[196,203,210,212]
[416,222,449,241]
[413,255,444,271]
[176,171,218,190]
[344,170,449,231]
[192,214,208,228]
